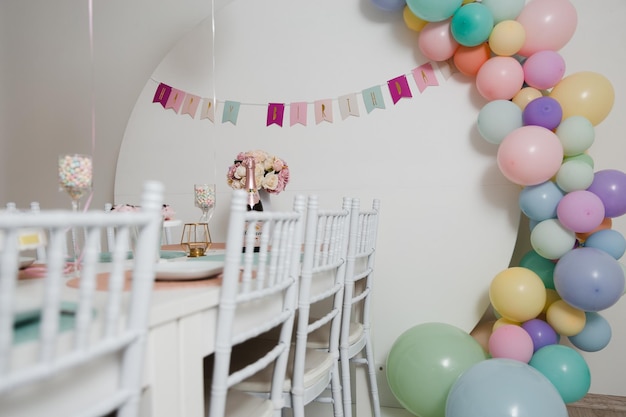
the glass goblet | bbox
[194,184,216,224]
[58,153,93,212]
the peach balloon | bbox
[546,299,586,336]
[497,125,564,186]
[475,56,524,101]
[403,6,428,32]
[512,87,543,110]
[453,43,490,76]
[489,20,526,56]
[516,0,578,57]
[418,19,459,61]
[550,71,615,126]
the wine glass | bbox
[58,154,93,265]
[194,184,216,224]
[58,153,93,212]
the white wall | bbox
[2,0,625,402]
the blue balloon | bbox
[371,0,406,12]
[446,359,568,417]
[554,247,625,312]
[568,312,612,352]
[406,0,462,22]
[519,181,564,222]
[584,229,626,260]
[450,3,494,46]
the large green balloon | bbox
[386,322,488,417]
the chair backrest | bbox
[208,189,306,417]
[0,181,164,417]
[292,195,352,400]
[341,198,380,351]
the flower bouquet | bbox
[226,150,290,194]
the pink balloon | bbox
[523,50,566,90]
[557,190,606,233]
[475,56,525,101]
[418,19,459,61]
[488,324,534,363]
[497,125,564,186]
[516,0,578,57]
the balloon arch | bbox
[375,0,626,416]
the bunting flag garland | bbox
[150,60,448,127]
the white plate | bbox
[19,257,36,269]
[154,261,224,281]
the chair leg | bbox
[330,362,344,417]
[363,335,381,417]
[340,346,353,417]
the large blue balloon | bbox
[568,311,612,352]
[554,247,625,311]
[446,359,568,417]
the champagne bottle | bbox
[243,157,263,252]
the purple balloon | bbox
[522,97,563,130]
[587,169,626,218]
[554,247,625,312]
[522,319,559,352]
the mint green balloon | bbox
[556,159,595,192]
[406,0,462,22]
[477,99,523,145]
[530,219,576,260]
[481,0,525,23]
[519,249,556,289]
[530,345,591,403]
[556,116,595,157]
[563,153,594,169]
[386,322,487,417]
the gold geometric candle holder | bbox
[180,222,212,257]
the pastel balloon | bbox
[489,20,525,56]
[446,359,568,417]
[556,190,605,233]
[481,0,525,24]
[450,3,494,47]
[512,87,543,110]
[489,267,546,322]
[564,153,594,169]
[587,169,626,218]
[529,345,590,404]
[556,116,595,157]
[530,218,576,260]
[371,0,406,12]
[554,247,625,312]
[521,319,559,352]
[516,0,578,57]
[543,288,561,315]
[584,229,626,260]
[386,322,487,417]
[453,43,490,77]
[493,317,520,330]
[488,324,534,362]
[568,312,612,352]
[496,125,563,186]
[550,71,615,126]
[519,249,556,289]
[418,19,459,61]
[522,96,562,130]
[476,56,525,101]
[406,0,462,22]
[477,99,523,145]
[523,50,566,90]
[518,180,563,222]
[555,159,595,193]
[546,299,586,336]
[403,6,428,32]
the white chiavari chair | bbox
[0,181,164,417]
[204,190,306,417]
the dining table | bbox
[13,242,228,417]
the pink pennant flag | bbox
[412,63,440,93]
[200,98,216,122]
[181,94,200,118]
[314,99,333,124]
[153,83,171,107]
[387,75,413,104]
[165,88,185,113]
[338,93,360,120]
[290,102,307,126]
[267,103,285,127]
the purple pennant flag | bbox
[153,83,171,107]
[387,75,412,104]
[267,103,285,127]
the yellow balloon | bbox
[492,317,520,331]
[489,20,526,57]
[542,288,561,315]
[403,6,427,32]
[489,267,547,322]
[513,87,543,110]
[550,71,615,126]
[546,299,586,336]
